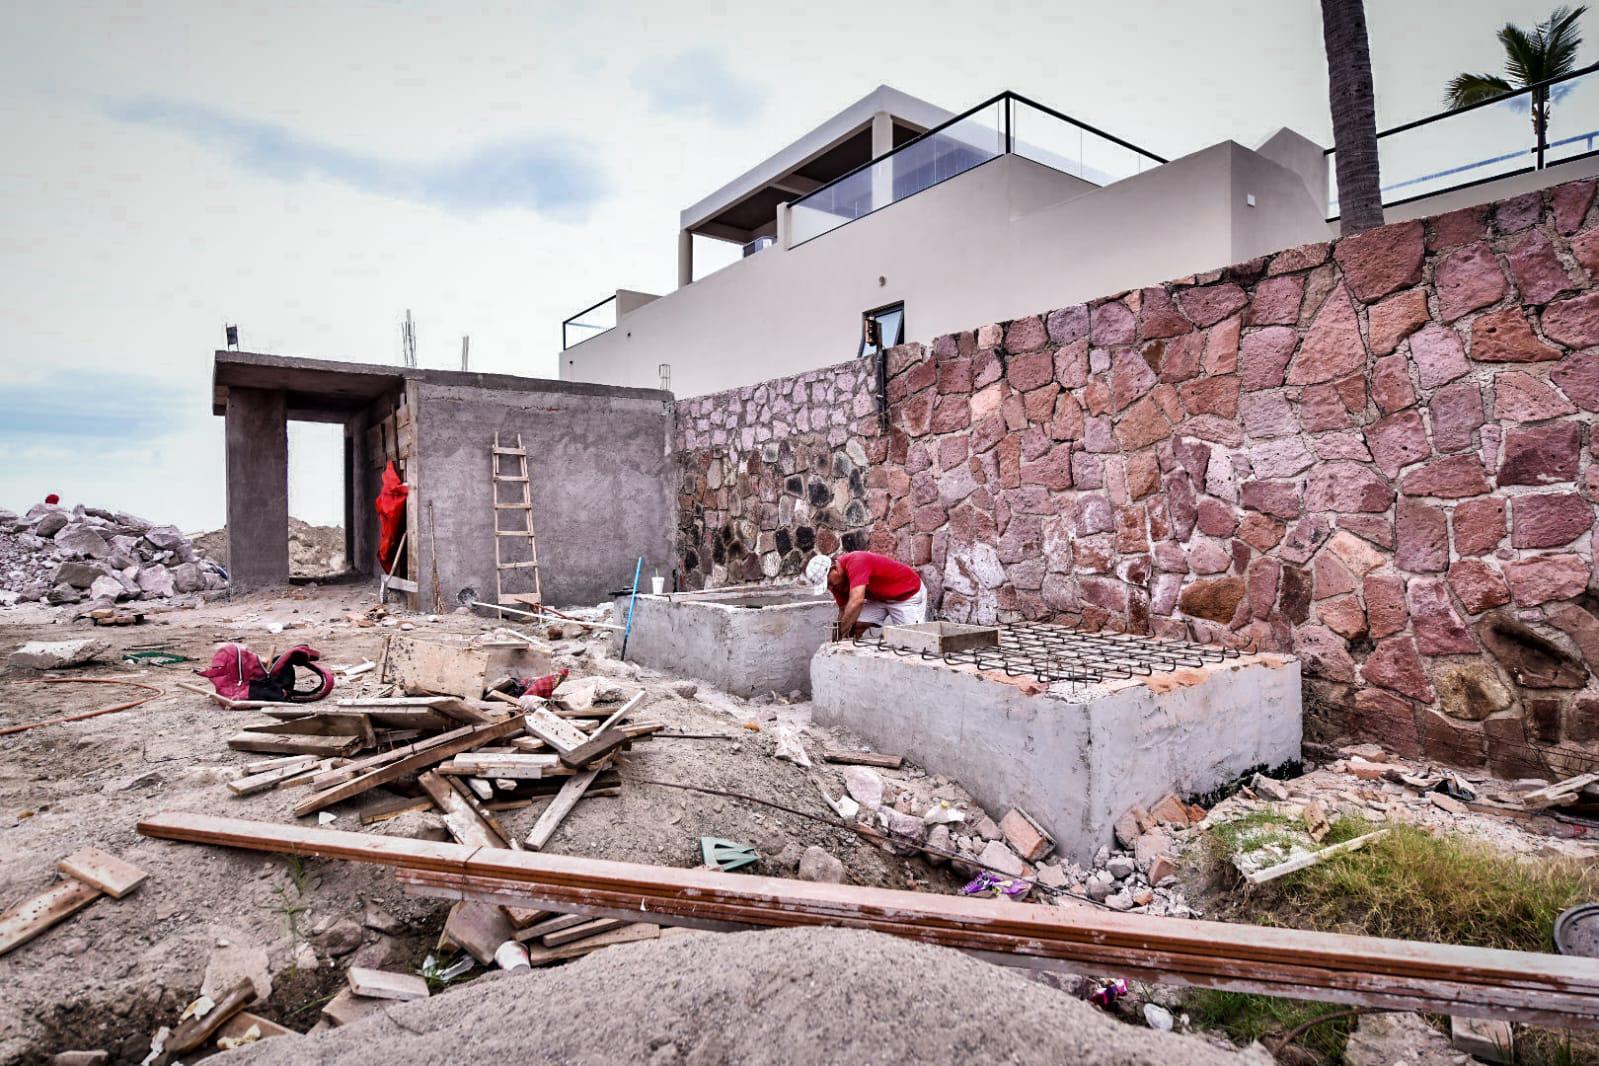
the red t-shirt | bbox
[831,551,922,607]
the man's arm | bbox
[837,584,869,638]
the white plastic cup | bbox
[651,576,666,595]
[494,940,530,971]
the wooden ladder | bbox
[491,432,542,614]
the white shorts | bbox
[858,581,927,628]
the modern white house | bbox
[559,80,1599,399]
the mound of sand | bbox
[232,927,1269,1066]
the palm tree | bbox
[1445,6,1589,166]
[1321,0,1384,234]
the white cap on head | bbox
[804,554,833,594]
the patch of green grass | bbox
[1185,991,1356,1063]
[1193,812,1599,1064]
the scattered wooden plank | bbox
[309,722,493,790]
[524,768,601,849]
[360,794,433,825]
[523,707,588,754]
[294,716,524,817]
[166,977,257,1055]
[542,916,626,947]
[418,772,502,850]
[241,753,320,774]
[524,923,660,966]
[0,878,102,956]
[229,758,324,796]
[823,749,904,770]
[516,912,592,942]
[442,753,565,779]
[347,966,429,1001]
[443,901,515,965]
[56,848,148,899]
[558,727,631,770]
[1245,830,1390,885]
[1522,773,1599,810]
[175,681,298,711]
[227,732,361,758]
[444,775,521,850]
[592,692,646,735]
[504,906,549,929]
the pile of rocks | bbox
[0,503,227,607]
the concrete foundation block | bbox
[812,641,1301,864]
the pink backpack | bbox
[198,643,334,703]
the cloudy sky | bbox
[0,0,1578,530]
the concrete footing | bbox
[812,640,1302,864]
[614,587,835,697]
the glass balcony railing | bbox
[1328,65,1599,218]
[789,92,1166,246]
[561,294,616,350]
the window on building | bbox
[859,303,904,359]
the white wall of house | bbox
[560,141,1331,399]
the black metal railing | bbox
[790,90,1167,245]
[561,294,617,351]
[1327,65,1599,219]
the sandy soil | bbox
[0,586,975,1063]
[226,926,1273,1066]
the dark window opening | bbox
[859,302,905,359]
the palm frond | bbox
[1541,4,1588,78]
[1445,71,1516,109]
[1498,22,1543,84]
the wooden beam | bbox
[558,728,630,770]
[822,749,904,770]
[135,812,1599,1028]
[1245,830,1390,885]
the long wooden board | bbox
[524,768,600,849]
[0,878,101,956]
[135,811,1599,1028]
[294,716,524,817]
[227,732,361,757]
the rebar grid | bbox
[852,621,1240,685]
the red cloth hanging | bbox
[376,461,409,575]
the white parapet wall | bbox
[812,640,1302,864]
[614,588,836,698]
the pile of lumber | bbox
[136,812,1599,1029]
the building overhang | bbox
[679,84,951,244]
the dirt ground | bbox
[0,585,977,1064]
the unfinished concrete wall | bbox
[676,177,1599,777]
[410,377,673,609]
[224,387,289,589]
[813,644,1301,862]
[613,589,834,696]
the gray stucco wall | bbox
[224,387,289,589]
[409,378,673,609]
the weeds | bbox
[1191,813,1599,1064]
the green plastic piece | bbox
[700,836,759,872]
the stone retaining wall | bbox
[673,179,1599,774]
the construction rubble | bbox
[0,502,226,610]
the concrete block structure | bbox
[213,352,673,606]
[613,586,834,697]
[813,634,1302,863]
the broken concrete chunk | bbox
[1133,828,1173,871]
[974,814,1002,841]
[978,839,1024,878]
[317,917,364,957]
[1251,773,1291,801]
[1147,793,1192,826]
[1113,806,1147,849]
[54,524,110,559]
[34,511,69,537]
[925,824,952,865]
[881,808,927,856]
[136,564,176,598]
[1105,855,1136,880]
[1450,1014,1512,1063]
[8,638,109,670]
[172,561,207,594]
[142,525,186,551]
[87,576,125,602]
[51,561,107,589]
[840,765,884,810]
[797,845,845,883]
[202,933,272,1002]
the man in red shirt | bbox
[805,551,926,638]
